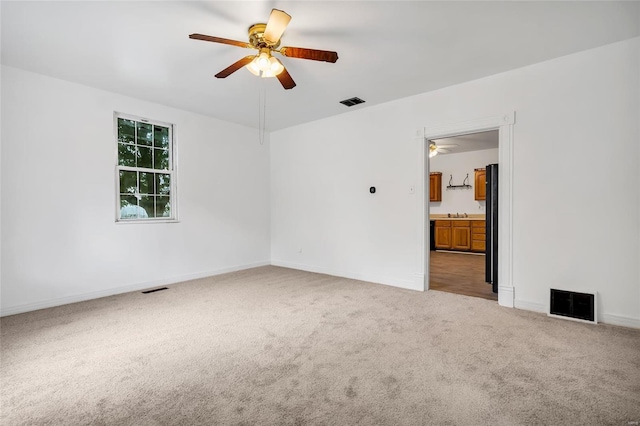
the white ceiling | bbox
[2,1,638,131]
[432,130,499,155]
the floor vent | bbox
[142,287,168,294]
[548,288,597,323]
[339,97,365,107]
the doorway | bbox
[421,112,515,308]
[427,131,498,301]
[429,251,495,300]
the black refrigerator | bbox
[485,164,499,293]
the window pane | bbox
[138,146,153,169]
[154,148,169,170]
[139,196,155,218]
[118,118,135,144]
[154,126,169,149]
[157,196,171,218]
[120,195,144,219]
[118,143,136,167]
[136,122,153,146]
[119,170,137,194]
[156,173,171,195]
[139,172,154,195]
[120,195,137,207]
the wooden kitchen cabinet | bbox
[471,220,486,253]
[434,220,451,249]
[430,172,442,202]
[434,219,485,252]
[474,168,486,201]
[451,221,471,251]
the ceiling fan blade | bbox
[438,148,451,153]
[189,33,251,49]
[276,66,296,90]
[263,9,291,44]
[280,46,338,63]
[438,144,459,148]
[215,55,255,78]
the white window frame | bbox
[114,112,178,223]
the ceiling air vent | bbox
[340,97,365,107]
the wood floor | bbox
[429,251,498,301]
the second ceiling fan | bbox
[429,141,458,158]
[189,8,339,90]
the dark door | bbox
[485,164,499,293]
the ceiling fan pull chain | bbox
[258,78,267,145]
[262,79,267,144]
[258,78,262,144]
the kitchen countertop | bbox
[430,214,485,221]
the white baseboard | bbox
[514,299,640,329]
[271,260,423,292]
[600,313,640,329]
[498,285,515,308]
[514,299,546,313]
[413,274,426,291]
[5,263,639,330]
[0,261,270,317]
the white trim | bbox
[0,261,270,317]
[497,116,514,308]
[600,313,640,329]
[115,218,180,225]
[416,130,429,290]
[498,285,515,307]
[413,273,426,291]
[514,299,639,329]
[114,111,174,129]
[271,260,423,292]
[424,113,515,140]
[118,165,172,174]
[514,299,546,313]
[421,112,515,307]
[171,123,179,221]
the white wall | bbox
[429,148,499,215]
[1,66,271,315]
[271,38,640,327]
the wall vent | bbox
[548,288,597,323]
[142,287,168,294]
[340,97,365,107]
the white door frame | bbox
[418,112,515,308]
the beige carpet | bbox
[1,266,639,425]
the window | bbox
[115,113,176,222]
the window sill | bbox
[116,219,180,224]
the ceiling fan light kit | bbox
[189,8,338,90]
[246,49,285,77]
[429,142,439,158]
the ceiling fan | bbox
[189,9,339,90]
[429,141,458,158]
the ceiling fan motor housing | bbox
[248,24,280,49]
